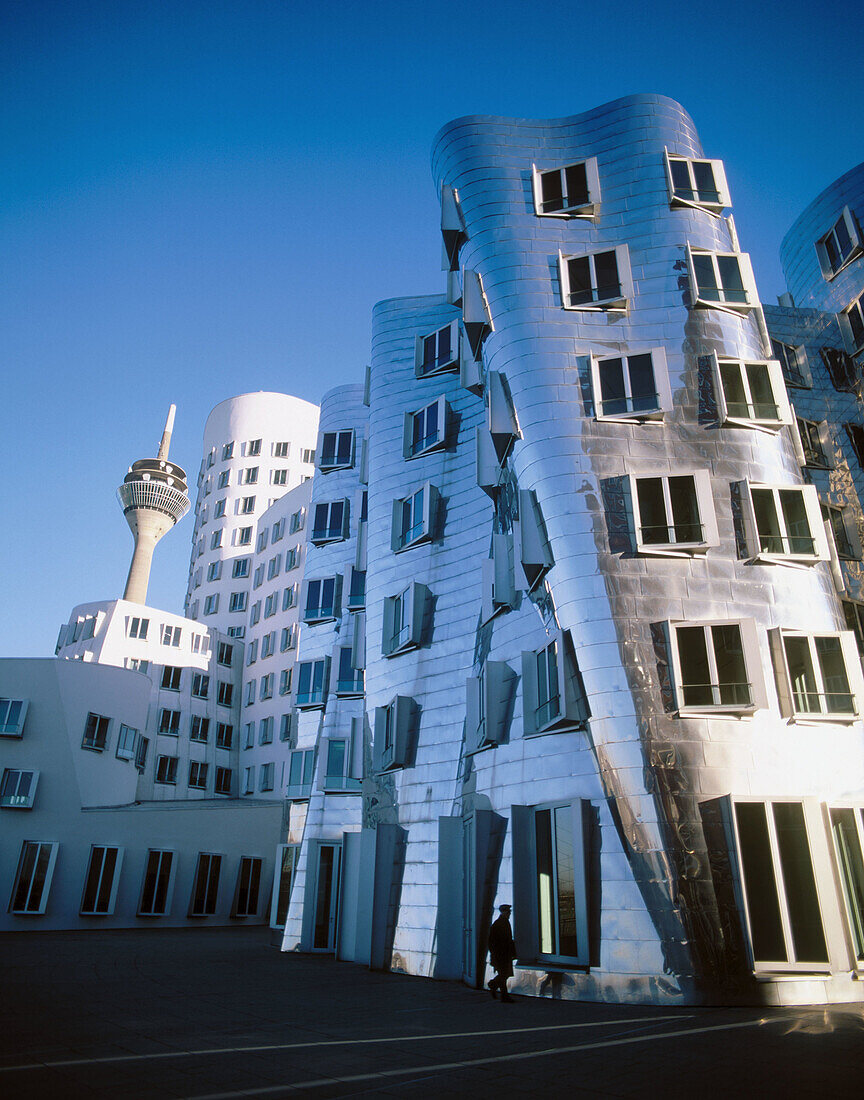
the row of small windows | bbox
[8,844,263,920]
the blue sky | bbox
[2,0,861,655]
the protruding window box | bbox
[664,151,730,214]
[532,158,600,218]
[302,575,342,624]
[481,534,517,622]
[738,483,829,566]
[591,349,672,423]
[404,396,448,460]
[462,269,492,358]
[815,206,862,280]
[415,320,460,378]
[629,471,718,557]
[321,732,362,794]
[0,698,29,738]
[317,430,355,472]
[768,629,864,724]
[295,659,330,710]
[334,645,364,697]
[686,245,759,314]
[286,749,316,799]
[310,500,349,544]
[466,661,517,753]
[374,695,418,771]
[667,619,766,718]
[440,183,466,272]
[521,630,589,736]
[559,246,632,313]
[0,768,39,809]
[391,483,438,552]
[712,355,792,431]
[485,371,520,461]
[382,582,430,657]
[514,489,553,592]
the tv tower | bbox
[117,405,190,605]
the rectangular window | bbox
[215,767,232,795]
[229,591,247,613]
[217,642,233,666]
[188,761,209,789]
[82,712,110,752]
[296,659,329,709]
[511,802,590,965]
[127,617,149,640]
[466,661,517,752]
[264,593,278,618]
[222,442,234,461]
[732,800,828,970]
[268,555,281,580]
[158,709,180,735]
[392,483,436,551]
[244,721,255,749]
[532,158,600,217]
[319,429,355,470]
[189,853,222,916]
[822,503,858,560]
[404,396,447,459]
[134,736,149,772]
[245,680,256,705]
[206,561,222,582]
[279,668,292,695]
[0,768,40,809]
[688,246,757,312]
[258,716,274,744]
[271,468,288,486]
[742,483,827,562]
[844,600,864,656]
[232,558,250,580]
[559,246,631,311]
[240,467,258,485]
[191,673,209,698]
[253,564,264,589]
[232,857,263,918]
[842,295,864,354]
[522,631,589,735]
[217,681,234,707]
[323,735,361,792]
[246,438,261,457]
[161,666,182,691]
[161,625,182,647]
[9,841,59,914]
[382,582,429,657]
[190,716,210,742]
[336,646,364,695]
[261,632,275,659]
[115,724,139,760]
[304,576,339,622]
[0,697,29,738]
[591,349,670,421]
[771,339,809,388]
[214,498,226,518]
[664,152,729,211]
[210,530,223,550]
[416,322,460,378]
[773,630,860,720]
[216,722,233,749]
[259,762,275,792]
[274,441,290,457]
[203,594,219,615]
[236,527,252,546]
[712,356,791,428]
[347,568,366,610]
[280,713,294,742]
[247,638,259,665]
[217,470,230,490]
[797,418,829,468]
[829,806,864,964]
[239,496,255,514]
[271,844,299,927]
[311,500,348,544]
[287,750,316,798]
[226,625,245,639]
[817,207,861,278]
[257,529,269,553]
[630,471,717,555]
[285,546,299,571]
[670,620,764,715]
[138,850,176,916]
[260,673,274,700]
[282,584,296,611]
[80,846,123,915]
[155,755,178,784]
[290,508,305,534]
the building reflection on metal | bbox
[284,99,864,1006]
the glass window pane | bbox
[734,802,787,963]
[692,160,718,202]
[593,250,620,300]
[540,169,564,212]
[830,808,864,960]
[784,636,819,712]
[711,624,749,705]
[534,809,554,955]
[815,636,853,713]
[693,253,719,298]
[752,489,783,553]
[720,362,749,418]
[778,490,814,555]
[677,627,712,706]
[717,255,746,303]
[627,354,656,412]
[598,358,626,415]
[772,802,828,963]
[554,806,580,957]
[564,162,588,207]
[669,158,692,197]
[566,256,592,304]
[745,363,778,419]
[668,476,701,542]
[636,478,669,544]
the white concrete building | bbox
[186,392,319,636]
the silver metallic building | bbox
[283,96,864,1006]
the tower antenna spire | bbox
[117,405,190,604]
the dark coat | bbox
[488,913,515,977]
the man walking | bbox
[487,903,516,1002]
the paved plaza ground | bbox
[1,927,862,1098]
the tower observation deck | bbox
[117,405,190,604]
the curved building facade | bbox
[186,392,319,637]
[287,96,864,1005]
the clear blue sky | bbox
[2,0,860,655]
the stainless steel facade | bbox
[283,98,864,1005]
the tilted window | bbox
[322,733,361,792]
[319,429,355,470]
[629,471,718,556]
[822,503,859,560]
[712,355,792,429]
[521,630,589,735]
[511,801,590,966]
[286,749,316,799]
[391,482,438,552]
[769,629,863,722]
[843,600,864,656]
[82,712,110,752]
[687,246,758,313]
[232,558,250,579]
[0,698,29,738]
[404,395,448,459]
[816,207,861,279]
[9,841,59,915]
[374,695,417,771]
[828,805,864,965]
[668,619,766,716]
[559,246,632,311]
[0,768,40,809]
[382,582,430,657]
[311,500,349,544]
[335,645,364,696]
[739,483,828,564]
[590,349,672,422]
[155,755,178,784]
[188,761,209,789]
[116,723,139,759]
[158,708,180,735]
[481,533,517,622]
[664,152,729,212]
[232,857,263,918]
[161,666,182,691]
[796,417,830,468]
[217,681,234,707]
[771,339,809,388]
[532,158,600,217]
[347,567,366,610]
[514,489,553,592]
[191,673,209,698]
[295,658,330,709]
[466,661,517,753]
[127,616,149,639]
[303,575,341,623]
[190,716,210,743]
[216,722,233,749]
[215,766,232,795]
[415,320,460,377]
[80,846,123,915]
[189,853,222,917]
[842,295,864,355]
